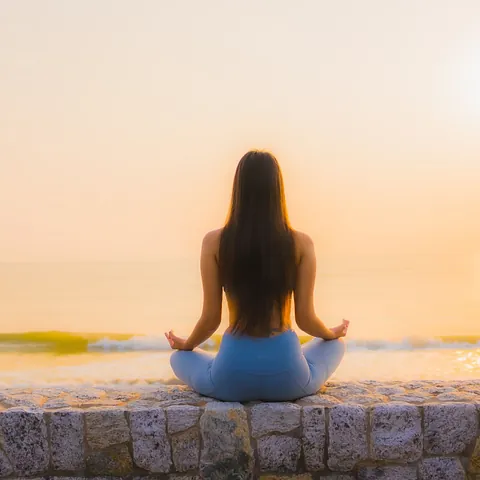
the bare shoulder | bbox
[202,228,223,253]
[291,229,315,261]
[292,229,314,249]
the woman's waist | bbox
[222,328,298,343]
[215,329,304,368]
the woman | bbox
[165,150,348,402]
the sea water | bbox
[1,335,480,387]
[1,259,479,386]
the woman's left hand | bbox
[164,330,191,350]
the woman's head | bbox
[227,150,290,228]
[219,150,296,336]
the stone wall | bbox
[0,380,479,479]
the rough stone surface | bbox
[257,435,301,472]
[390,393,432,404]
[140,385,213,407]
[295,394,340,406]
[0,408,49,476]
[85,409,130,450]
[172,428,200,472]
[371,403,422,461]
[0,380,479,478]
[323,476,355,480]
[169,476,201,480]
[437,392,480,402]
[327,383,372,399]
[327,404,368,471]
[374,385,407,395]
[200,402,253,479]
[168,476,201,480]
[0,449,13,477]
[470,437,480,474]
[424,403,478,455]
[86,443,133,476]
[302,406,325,471]
[260,475,312,480]
[130,408,171,473]
[344,394,388,405]
[49,409,85,471]
[1,380,479,410]
[419,457,466,479]
[167,405,201,434]
[358,465,417,480]
[251,403,301,437]
[324,476,355,480]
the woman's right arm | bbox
[293,232,338,340]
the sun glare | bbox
[452,46,480,115]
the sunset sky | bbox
[1,1,480,335]
[1,0,479,262]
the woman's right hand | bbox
[164,330,192,350]
[329,319,350,339]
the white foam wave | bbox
[86,335,480,352]
[87,336,218,352]
[88,336,171,351]
[347,337,480,352]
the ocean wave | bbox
[87,335,480,352]
[87,336,218,351]
[347,337,480,351]
[1,331,479,353]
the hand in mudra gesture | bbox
[330,319,350,339]
[164,330,191,350]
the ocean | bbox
[1,331,479,387]
[1,259,479,386]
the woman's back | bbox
[208,227,309,336]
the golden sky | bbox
[0,0,479,262]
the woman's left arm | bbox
[166,230,222,350]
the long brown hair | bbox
[219,150,297,336]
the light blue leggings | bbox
[170,329,345,402]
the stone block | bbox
[251,403,301,438]
[424,403,478,455]
[86,443,133,476]
[374,386,407,395]
[141,386,213,407]
[324,476,355,480]
[419,457,466,479]
[0,408,48,476]
[259,475,312,480]
[49,409,85,471]
[358,465,417,480]
[85,408,130,450]
[257,435,301,472]
[295,394,340,406]
[0,449,13,477]
[168,476,201,480]
[302,406,325,471]
[371,403,422,461]
[322,476,355,480]
[469,437,480,474]
[327,383,372,398]
[390,393,431,404]
[167,405,201,434]
[200,402,253,479]
[130,408,172,473]
[344,394,388,405]
[172,429,200,472]
[327,404,368,471]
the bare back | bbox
[210,228,310,336]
